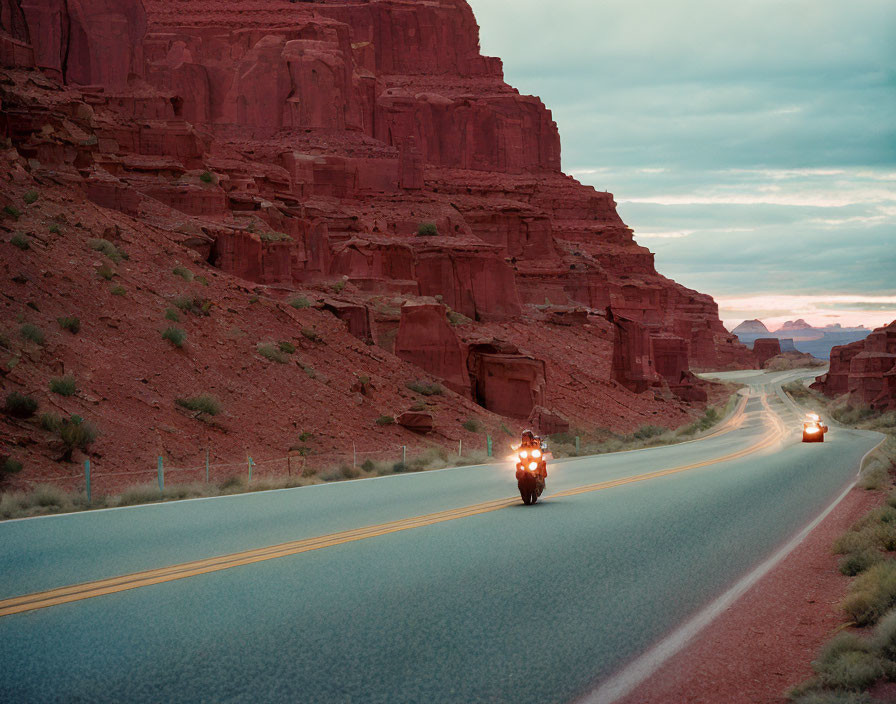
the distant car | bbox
[802,414,828,443]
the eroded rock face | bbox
[468,342,546,418]
[394,302,470,395]
[812,321,896,410]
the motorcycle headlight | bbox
[532,449,542,458]
[520,450,528,459]
[528,462,538,471]
[807,426,819,434]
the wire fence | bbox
[40,436,499,502]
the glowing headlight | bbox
[520,450,528,459]
[528,462,538,471]
[806,426,820,434]
[532,449,542,458]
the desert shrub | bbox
[340,464,360,479]
[23,190,38,204]
[361,459,376,472]
[96,263,116,280]
[11,233,29,250]
[331,280,346,293]
[4,392,38,418]
[31,484,69,508]
[172,295,211,316]
[417,222,438,236]
[303,365,317,379]
[220,475,246,493]
[301,328,320,342]
[48,414,98,461]
[48,223,60,234]
[4,204,21,219]
[842,561,896,626]
[164,307,181,322]
[631,425,666,441]
[838,550,883,577]
[116,485,164,506]
[392,461,408,473]
[463,418,481,433]
[1,456,23,475]
[447,310,472,326]
[199,170,214,183]
[258,231,292,243]
[176,395,221,416]
[406,380,443,396]
[410,401,427,412]
[110,285,126,296]
[290,296,311,309]
[57,316,80,333]
[88,238,126,263]
[873,607,896,662]
[278,341,296,354]
[257,343,287,363]
[810,632,885,691]
[162,326,187,348]
[173,265,194,281]
[49,375,78,397]
[832,406,877,426]
[20,323,44,345]
[196,275,209,286]
[376,415,395,426]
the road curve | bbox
[0,369,883,703]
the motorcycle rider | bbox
[519,429,547,480]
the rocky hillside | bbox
[0,0,751,490]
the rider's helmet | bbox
[521,429,536,443]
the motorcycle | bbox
[515,444,547,505]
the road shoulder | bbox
[617,484,883,704]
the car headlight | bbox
[532,449,542,458]
[528,462,538,471]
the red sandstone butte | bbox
[753,337,783,369]
[0,0,753,487]
[812,321,896,410]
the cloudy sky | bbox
[469,0,895,330]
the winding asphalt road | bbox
[0,369,884,703]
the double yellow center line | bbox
[0,394,777,619]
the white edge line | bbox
[581,435,887,704]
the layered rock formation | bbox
[0,0,753,485]
[812,321,896,410]
[753,338,782,368]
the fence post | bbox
[85,459,91,505]
[575,436,580,453]
[247,455,254,483]
[353,442,357,468]
[458,439,462,457]
[487,435,493,457]
[402,446,407,465]
[157,456,164,493]
[205,447,210,483]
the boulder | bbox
[396,411,434,434]
[528,406,569,436]
[753,338,782,368]
[394,302,470,395]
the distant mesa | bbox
[732,319,770,335]
[776,319,813,332]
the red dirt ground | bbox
[618,484,885,704]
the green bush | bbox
[164,308,181,322]
[632,425,666,441]
[361,459,376,472]
[44,414,98,462]
[258,231,293,243]
[11,233,29,250]
[57,316,80,334]
[290,296,311,309]
[172,295,211,316]
[110,285,126,296]
[176,395,221,416]
[162,327,187,348]
[278,341,296,354]
[4,204,21,219]
[842,561,896,626]
[303,365,317,379]
[173,265,194,281]
[88,238,126,263]
[838,549,883,577]
[199,170,214,183]
[331,280,346,293]
[20,323,44,345]
[810,632,885,691]
[49,375,78,397]
[257,343,287,363]
[376,415,395,426]
[1,456,23,475]
[447,310,472,326]
[48,223,60,234]
[392,461,408,473]
[301,328,321,342]
[96,263,116,281]
[832,406,877,426]
[4,392,38,418]
[417,222,438,236]
[340,464,360,479]
[463,418,481,433]
[406,380,443,396]
[196,275,209,286]
[23,190,38,204]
